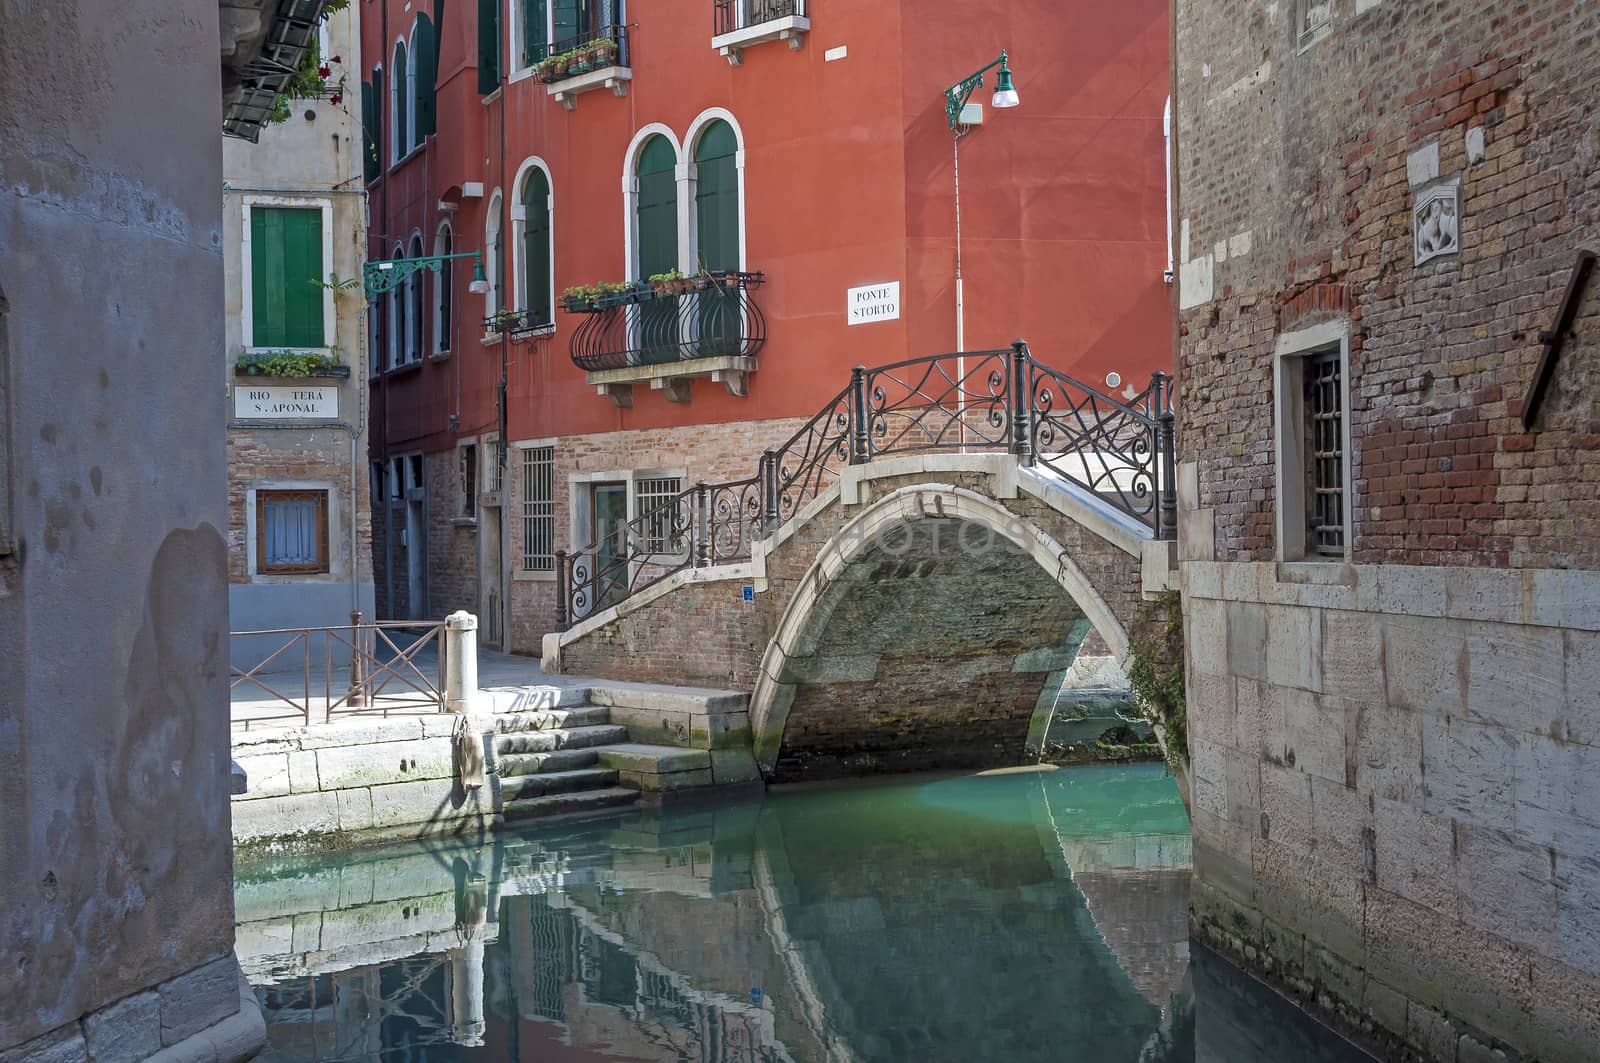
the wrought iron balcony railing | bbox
[531,22,630,80]
[714,0,806,35]
[567,271,767,372]
[554,341,1178,629]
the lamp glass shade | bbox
[468,257,491,295]
[992,64,1019,108]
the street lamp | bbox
[363,249,491,297]
[942,51,1019,446]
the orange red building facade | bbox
[361,0,1171,651]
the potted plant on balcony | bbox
[536,54,562,82]
[486,307,523,334]
[648,269,685,296]
[591,37,618,67]
[235,348,350,378]
[562,285,599,312]
[565,47,591,77]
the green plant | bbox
[488,307,522,330]
[236,348,345,377]
[312,272,362,298]
[1125,591,1187,773]
[648,269,684,284]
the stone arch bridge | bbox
[543,344,1178,781]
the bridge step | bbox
[495,723,629,757]
[496,747,602,776]
[490,705,612,734]
[498,767,620,802]
[500,785,639,823]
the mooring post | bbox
[444,611,479,714]
[346,609,367,707]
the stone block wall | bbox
[1181,560,1600,1061]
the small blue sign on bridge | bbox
[742,585,754,603]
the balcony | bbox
[566,272,767,406]
[712,0,809,65]
[531,23,632,110]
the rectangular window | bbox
[461,444,478,519]
[257,490,330,574]
[1297,0,1332,46]
[407,454,424,493]
[521,446,554,572]
[1273,325,1351,562]
[477,0,500,92]
[635,476,684,554]
[1305,350,1344,556]
[250,207,324,348]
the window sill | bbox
[481,87,503,105]
[1274,559,1356,585]
[429,348,453,362]
[385,360,424,378]
[481,331,503,345]
[548,66,632,111]
[450,516,479,528]
[585,354,755,406]
[712,15,810,64]
[512,569,557,583]
[388,143,426,175]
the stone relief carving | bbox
[1414,180,1460,265]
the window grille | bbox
[257,490,329,574]
[521,446,554,572]
[461,444,477,519]
[1305,350,1344,556]
[635,476,684,554]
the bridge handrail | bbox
[555,340,1176,629]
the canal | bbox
[235,763,1374,1061]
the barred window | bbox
[1305,350,1344,556]
[635,476,684,554]
[257,490,329,574]
[521,446,554,572]
[1297,0,1332,45]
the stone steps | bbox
[498,767,620,802]
[494,723,629,757]
[499,785,640,823]
[496,747,602,776]
[490,705,612,735]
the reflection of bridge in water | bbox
[238,769,1194,1062]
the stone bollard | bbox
[444,611,487,790]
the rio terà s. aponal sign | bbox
[233,384,339,420]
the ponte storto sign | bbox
[846,281,901,326]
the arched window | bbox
[635,135,679,280]
[485,190,504,317]
[363,66,383,182]
[411,16,436,141]
[693,119,740,273]
[391,40,408,161]
[518,166,552,328]
[634,135,679,364]
[435,223,454,352]
[407,235,425,362]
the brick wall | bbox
[1175,0,1600,569]
[425,448,478,618]
[226,430,369,587]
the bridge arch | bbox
[750,480,1135,780]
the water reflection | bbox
[236,764,1370,1061]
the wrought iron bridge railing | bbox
[568,271,767,372]
[555,341,1177,629]
[714,0,807,36]
[230,613,446,729]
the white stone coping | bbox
[232,713,459,758]
[711,14,810,53]
[584,355,754,386]
[1182,560,1600,631]
[548,65,632,106]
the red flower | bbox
[318,64,331,78]
[329,91,343,106]
[330,55,342,64]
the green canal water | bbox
[235,763,1373,1062]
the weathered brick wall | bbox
[226,431,370,587]
[425,448,477,617]
[1175,0,1600,569]
[505,415,808,653]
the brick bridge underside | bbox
[545,454,1169,782]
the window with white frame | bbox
[406,234,424,363]
[635,475,684,554]
[515,162,554,329]
[1297,0,1332,47]
[256,489,330,574]
[521,445,554,572]
[391,38,408,163]
[368,297,385,373]
[387,242,403,367]
[1274,324,1351,561]
[485,191,504,317]
[245,201,331,349]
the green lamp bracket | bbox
[944,51,1013,130]
[363,250,487,298]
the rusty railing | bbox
[230,613,446,729]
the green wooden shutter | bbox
[636,136,678,278]
[252,208,323,348]
[361,80,378,182]
[552,0,586,49]
[368,70,383,174]
[694,121,739,273]
[523,0,549,65]
[414,16,437,138]
[393,41,408,156]
[477,0,500,92]
[522,170,552,326]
